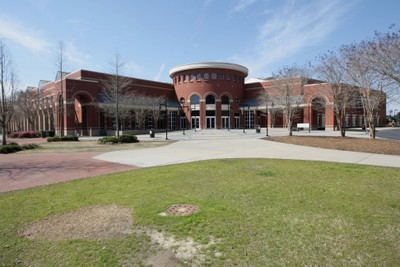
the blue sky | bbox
[1,0,399,89]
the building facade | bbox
[11,62,386,136]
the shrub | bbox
[21,143,40,150]
[9,131,37,138]
[98,136,119,144]
[61,135,79,141]
[98,135,139,144]
[47,135,79,142]
[119,134,139,143]
[47,136,62,142]
[0,144,22,154]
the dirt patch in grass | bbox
[18,204,217,266]
[18,205,133,240]
[265,136,400,155]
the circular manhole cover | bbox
[164,204,199,216]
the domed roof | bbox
[169,62,248,78]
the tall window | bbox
[190,73,194,81]
[169,111,176,130]
[183,74,187,82]
[190,95,200,104]
[196,73,201,81]
[227,74,231,80]
[219,73,224,80]
[221,95,230,104]
[204,73,209,80]
[206,95,216,104]
[211,72,217,80]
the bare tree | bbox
[0,39,17,145]
[342,43,387,139]
[363,26,400,105]
[314,51,357,137]
[269,65,308,136]
[55,41,67,136]
[15,88,38,131]
[100,52,133,138]
[148,95,166,129]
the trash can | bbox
[149,129,155,138]
[256,125,261,133]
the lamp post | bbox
[395,109,398,126]
[159,100,168,140]
[179,98,189,135]
[266,103,269,137]
[228,103,230,131]
[241,105,250,133]
[191,107,197,132]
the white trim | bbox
[169,62,248,78]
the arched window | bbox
[221,95,230,104]
[211,72,217,80]
[190,95,200,104]
[206,95,216,104]
[204,73,209,80]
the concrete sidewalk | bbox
[94,128,400,168]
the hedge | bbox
[9,131,39,138]
[98,134,139,144]
[47,135,79,142]
[0,143,39,154]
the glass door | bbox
[206,117,215,129]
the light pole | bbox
[395,109,398,126]
[159,100,168,140]
[266,101,269,137]
[241,105,250,133]
[228,103,230,131]
[191,107,197,132]
[179,98,188,135]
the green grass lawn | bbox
[1,159,399,266]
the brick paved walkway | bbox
[0,152,138,193]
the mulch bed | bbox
[265,136,400,156]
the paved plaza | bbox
[1,127,399,193]
[95,128,400,168]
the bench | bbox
[297,123,310,132]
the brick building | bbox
[11,62,386,136]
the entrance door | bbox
[206,117,215,129]
[191,117,199,130]
[221,117,229,129]
[234,116,240,129]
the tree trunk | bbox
[340,126,346,137]
[370,125,376,139]
[2,124,6,145]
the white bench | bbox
[297,123,310,132]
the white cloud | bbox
[0,16,50,53]
[123,61,141,77]
[234,0,357,76]
[153,63,166,81]
[232,0,257,12]
[63,42,92,70]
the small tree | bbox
[15,88,38,131]
[100,52,133,138]
[269,65,308,136]
[0,39,17,145]
[342,43,387,139]
[314,51,357,137]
